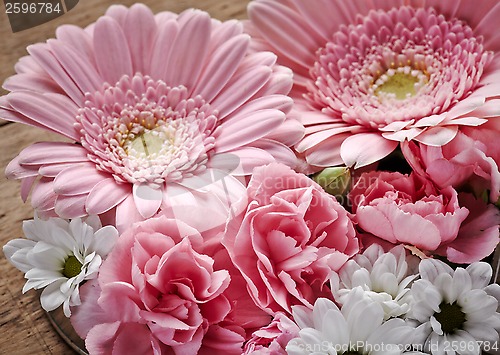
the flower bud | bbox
[312,167,351,197]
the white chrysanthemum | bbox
[3,215,118,317]
[330,244,419,319]
[286,287,415,355]
[408,258,500,355]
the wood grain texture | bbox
[0,0,249,353]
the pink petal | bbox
[232,95,293,119]
[252,139,298,167]
[27,43,84,104]
[54,164,108,195]
[207,19,243,56]
[112,323,157,355]
[340,133,399,168]
[7,92,79,140]
[86,179,130,215]
[211,66,272,119]
[252,65,293,97]
[93,17,133,85]
[297,125,355,152]
[305,133,351,167]
[444,117,488,126]
[357,204,442,250]
[85,322,121,355]
[132,184,163,219]
[115,194,144,233]
[149,20,179,81]
[104,4,128,24]
[31,178,57,211]
[440,194,500,263]
[5,156,38,180]
[473,1,500,51]
[48,39,102,94]
[248,0,322,68]
[465,99,500,118]
[164,10,211,90]
[20,176,37,202]
[3,73,64,94]
[14,55,44,74]
[123,4,157,74]
[297,108,334,125]
[227,147,276,175]
[0,103,58,133]
[381,128,423,142]
[54,194,87,218]
[38,163,87,178]
[192,34,250,102]
[289,0,347,41]
[214,109,285,153]
[16,142,88,165]
[445,95,486,119]
[414,126,458,146]
[55,25,96,67]
[264,117,304,146]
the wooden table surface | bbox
[0,1,249,353]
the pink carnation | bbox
[403,119,500,203]
[71,216,244,354]
[243,312,299,355]
[246,0,500,168]
[222,163,359,314]
[2,4,303,232]
[349,171,498,263]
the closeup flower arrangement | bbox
[2,0,500,354]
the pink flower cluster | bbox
[2,1,500,354]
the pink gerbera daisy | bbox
[1,4,304,231]
[247,0,500,168]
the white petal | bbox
[292,304,315,329]
[466,262,493,289]
[40,279,67,312]
[419,259,454,282]
[2,239,36,272]
[321,308,349,348]
[90,225,119,257]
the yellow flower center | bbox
[126,128,168,159]
[373,66,428,101]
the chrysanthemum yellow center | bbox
[434,301,466,334]
[63,255,83,278]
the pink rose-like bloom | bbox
[3,4,304,232]
[349,171,498,263]
[247,0,500,169]
[403,119,500,203]
[71,216,244,354]
[222,163,359,315]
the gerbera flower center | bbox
[308,6,493,128]
[63,255,83,278]
[125,129,166,159]
[373,68,428,100]
[76,74,218,186]
[434,301,466,334]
